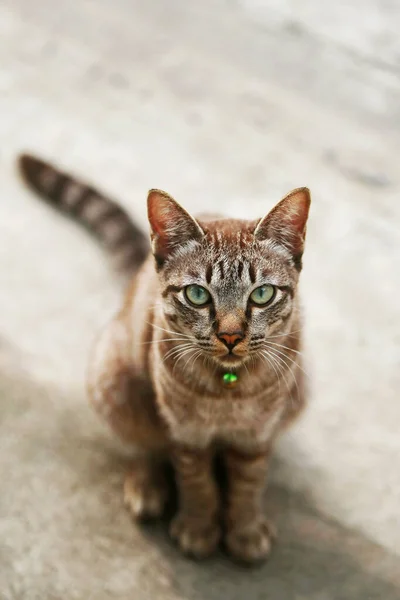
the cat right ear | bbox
[147,189,204,268]
[254,187,311,269]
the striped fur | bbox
[18,155,310,564]
[17,154,149,271]
[86,186,311,564]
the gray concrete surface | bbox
[1,0,399,598]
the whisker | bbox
[262,348,299,409]
[260,350,295,402]
[264,328,302,340]
[172,347,198,376]
[248,329,303,351]
[165,344,192,364]
[137,337,192,346]
[163,343,194,363]
[243,360,250,377]
[259,350,283,395]
[264,340,304,358]
[147,321,191,340]
[183,349,203,378]
[263,343,309,379]
[164,340,195,358]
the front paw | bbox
[124,469,168,521]
[170,513,221,559]
[225,517,276,564]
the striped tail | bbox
[17,153,149,272]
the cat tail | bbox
[17,153,149,272]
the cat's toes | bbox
[124,470,168,521]
[170,513,221,559]
[225,517,276,564]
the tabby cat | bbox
[18,153,310,563]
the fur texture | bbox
[18,154,149,270]
[19,154,310,563]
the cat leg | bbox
[170,446,221,558]
[88,318,169,520]
[223,447,275,563]
[123,457,169,521]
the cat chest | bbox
[160,391,284,449]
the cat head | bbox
[147,188,310,367]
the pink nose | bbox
[217,331,244,350]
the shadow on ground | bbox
[1,360,399,600]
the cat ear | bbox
[254,187,311,268]
[147,189,204,267]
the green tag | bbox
[223,372,238,386]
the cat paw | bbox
[225,517,276,564]
[170,513,221,559]
[124,469,168,521]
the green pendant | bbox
[222,372,238,387]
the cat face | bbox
[147,188,310,367]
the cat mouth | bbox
[218,352,245,366]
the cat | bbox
[18,153,310,564]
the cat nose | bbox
[217,331,244,350]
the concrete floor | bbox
[0,1,399,598]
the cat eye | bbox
[250,284,275,306]
[185,284,211,307]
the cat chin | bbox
[216,354,246,369]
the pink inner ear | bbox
[148,202,172,242]
[147,189,174,234]
[254,187,311,260]
[147,189,204,263]
[280,198,309,236]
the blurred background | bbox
[1,1,399,599]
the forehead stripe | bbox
[248,263,256,284]
[162,284,182,297]
[217,259,225,279]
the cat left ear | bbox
[147,189,204,267]
[254,187,311,269]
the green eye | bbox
[250,285,275,306]
[185,285,211,306]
